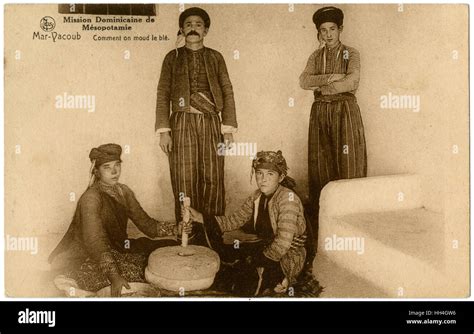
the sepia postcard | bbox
[3,3,470,298]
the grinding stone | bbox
[145,245,220,292]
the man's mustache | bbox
[186,31,200,37]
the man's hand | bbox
[223,133,234,150]
[109,273,130,297]
[160,132,173,155]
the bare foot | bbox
[274,277,289,294]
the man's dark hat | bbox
[179,7,211,28]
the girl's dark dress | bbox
[49,181,178,292]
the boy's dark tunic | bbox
[49,182,177,291]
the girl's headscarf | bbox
[87,143,122,187]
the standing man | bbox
[155,7,237,244]
[299,7,367,237]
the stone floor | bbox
[313,253,389,298]
[5,231,388,299]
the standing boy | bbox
[299,6,367,235]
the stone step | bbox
[317,208,451,297]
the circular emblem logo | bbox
[40,16,56,32]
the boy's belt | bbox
[313,91,355,103]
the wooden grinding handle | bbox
[181,197,191,247]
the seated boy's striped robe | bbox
[215,185,307,285]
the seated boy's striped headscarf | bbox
[251,150,296,190]
[252,150,288,175]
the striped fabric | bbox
[308,93,367,211]
[169,110,225,222]
[190,91,215,114]
[306,43,367,219]
[299,43,360,94]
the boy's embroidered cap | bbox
[313,6,344,30]
[179,7,211,29]
[252,150,288,175]
[89,143,122,166]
